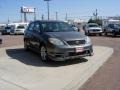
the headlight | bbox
[85,36,92,44]
[49,38,65,45]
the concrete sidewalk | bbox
[0,46,113,90]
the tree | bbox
[88,18,95,23]
[88,18,102,26]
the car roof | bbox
[31,20,65,23]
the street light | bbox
[44,0,51,20]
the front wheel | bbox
[40,45,49,62]
[99,33,102,36]
[112,32,116,37]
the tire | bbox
[24,40,29,51]
[1,33,4,35]
[40,45,49,62]
[99,33,102,36]
[104,32,107,36]
[86,31,90,36]
[85,31,88,35]
[112,31,116,37]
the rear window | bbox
[17,25,26,29]
[88,24,99,27]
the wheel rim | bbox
[41,46,47,61]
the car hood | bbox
[89,27,102,30]
[45,31,86,41]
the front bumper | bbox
[89,30,103,34]
[47,44,93,61]
[14,30,24,34]
[2,31,11,34]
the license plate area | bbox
[75,47,84,53]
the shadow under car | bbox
[6,48,88,67]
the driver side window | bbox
[34,22,41,32]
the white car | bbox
[84,23,103,36]
[9,22,29,35]
[13,24,27,35]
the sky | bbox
[0,0,120,23]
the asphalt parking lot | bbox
[0,35,120,90]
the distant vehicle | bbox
[104,23,120,37]
[84,23,103,36]
[8,22,29,35]
[1,26,13,35]
[14,24,27,34]
[13,24,28,35]
[24,20,93,62]
[0,24,6,32]
[70,24,79,31]
[0,34,2,44]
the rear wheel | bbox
[24,40,29,51]
[105,32,107,36]
[86,31,90,36]
[1,33,5,35]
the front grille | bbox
[92,29,100,31]
[67,40,86,45]
[69,51,87,56]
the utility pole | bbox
[8,17,10,24]
[34,8,36,21]
[20,12,22,22]
[93,9,98,19]
[44,0,51,20]
[41,14,44,20]
[65,13,68,21]
[24,13,27,22]
[56,12,58,20]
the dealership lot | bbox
[0,45,113,90]
[0,35,115,90]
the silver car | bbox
[84,23,103,36]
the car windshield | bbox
[41,22,75,32]
[89,24,99,27]
[17,25,26,29]
[5,27,11,29]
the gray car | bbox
[24,20,93,61]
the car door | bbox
[32,21,42,51]
[108,24,114,33]
[24,22,35,48]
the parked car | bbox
[1,26,13,35]
[70,24,79,31]
[12,24,27,35]
[24,20,93,61]
[104,23,120,37]
[84,23,103,36]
